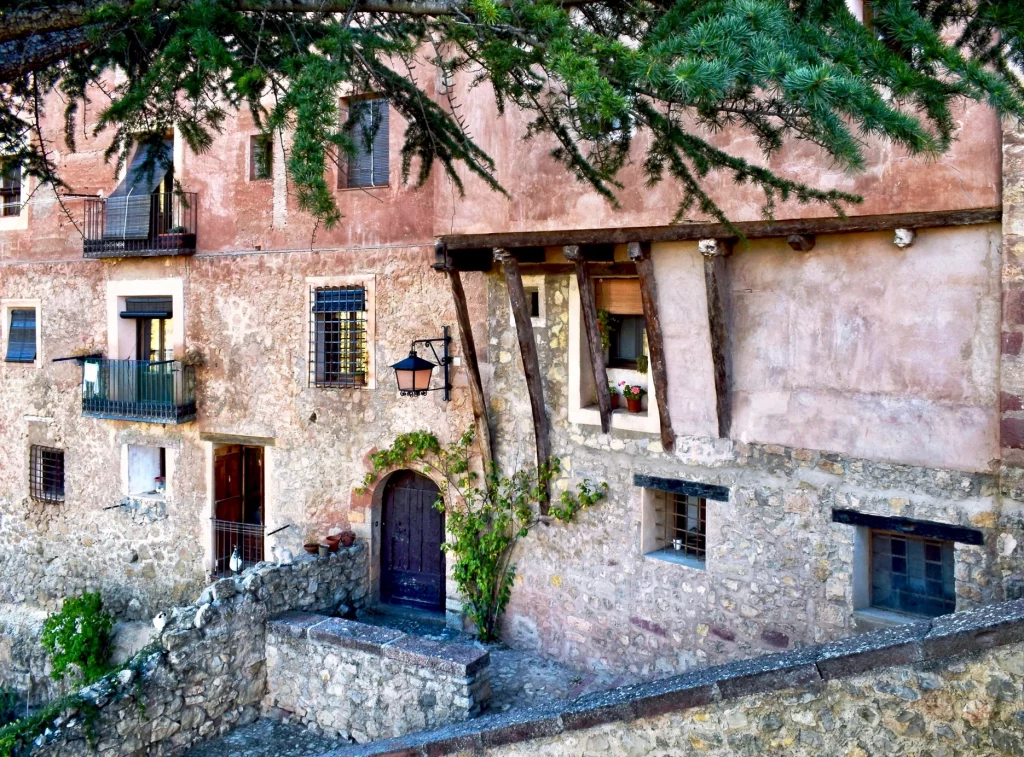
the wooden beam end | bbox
[786,234,816,252]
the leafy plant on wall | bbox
[40,592,115,686]
[359,429,606,642]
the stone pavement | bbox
[186,609,638,757]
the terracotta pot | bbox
[626,397,643,413]
[325,537,340,553]
[340,531,356,548]
[303,542,320,554]
[610,393,620,409]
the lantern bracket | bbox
[401,325,452,401]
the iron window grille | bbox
[343,98,389,188]
[310,286,368,388]
[29,445,64,503]
[670,493,706,561]
[5,308,36,362]
[1,165,21,217]
[871,531,955,618]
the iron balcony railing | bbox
[83,192,198,258]
[211,520,265,576]
[81,359,197,424]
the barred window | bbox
[871,531,955,617]
[670,494,706,561]
[310,286,368,388]
[30,445,64,503]
[5,308,36,363]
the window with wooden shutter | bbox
[104,141,173,240]
[249,135,273,180]
[343,99,389,189]
[595,278,646,367]
[1,165,22,217]
[5,308,36,363]
[310,286,368,387]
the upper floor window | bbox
[310,286,368,388]
[1,165,22,217]
[30,445,64,503]
[596,278,647,369]
[250,135,273,181]
[871,531,955,618]
[342,98,389,189]
[5,307,36,363]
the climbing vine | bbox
[360,429,606,641]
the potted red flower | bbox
[618,382,646,413]
[608,382,619,409]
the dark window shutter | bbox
[120,297,173,319]
[371,101,389,186]
[5,308,36,362]
[104,141,172,239]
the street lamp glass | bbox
[391,351,437,394]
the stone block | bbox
[383,635,490,677]
[924,599,1024,659]
[814,621,928,679]
[267,612,330,639]
[309,617,405,656]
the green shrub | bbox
[40,593,114,686]
[0,688,17,729]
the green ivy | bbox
[40,592,114,686]
[0,689,17,729]
[361,429,606,642]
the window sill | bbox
[644,549,706,571]
[336,184,391,193]
[574,403,658,434]
[852,607,925,629]
[128,492,166,502]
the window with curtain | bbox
[310,286,368,387]
[5,308,36,362]
[595,278,646,368]
[343,99,389,189]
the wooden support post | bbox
[699,239,732,439]
[438,243,493,468]
[564,245,612,433]
[494,247,551,510]
[627,242,674,451]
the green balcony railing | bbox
[81,359,196,424]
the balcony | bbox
[83,192,197,259]
[81,359,196,424]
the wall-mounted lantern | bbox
[390,326,452,401]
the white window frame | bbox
[0,164,29,231]
[567,276,661,433]
[305,274,377,390]
[1,299,42,366]
[105,279,185,360]
[122,443,173,501]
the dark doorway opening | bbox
[212,445,264,575]
[381,470,445,612]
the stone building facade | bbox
[0,47,1021,697]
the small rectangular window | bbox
[526,288,540,319]
[249,135,273,180]
[670,494,706,561]
[5,308,36,363]
[310,286,368,388]
[871,531,955,617]
[342,98,389,189]
[128,445,167,497]
[1,165,22,217]
[30,445,64,503]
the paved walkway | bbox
[186,609,636,757]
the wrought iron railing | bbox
[81,359,197,424]
[83,192,198,258]
[211,520,265,575]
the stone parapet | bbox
[330,599,1024,756]
[264,613,490,744]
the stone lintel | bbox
[383,634,490,677]
[632,474,729,502]
[308,617,405,656]
[267,611,331,639]
[814,621,927,679]
[831,508,984,545]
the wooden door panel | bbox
[382,471,444,612]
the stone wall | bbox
[265,613,489,743]
[33,547,368,757]
[333,599,1024,757]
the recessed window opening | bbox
[525,287,540,319]
[250,135,273,180]
[30,445,64,503]
[670,494,706,560]
[5,308,36,363]
[342,98,389,189]
[871,530,954,618]
[1,165,22,217]
[595,278,646,369]
[128,445,167,498]
[310,286,368,388]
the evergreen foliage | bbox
[360,429,606,641]
[0,1,1022,233]
[40,592,115,686]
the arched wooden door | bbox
[381,471,445,612]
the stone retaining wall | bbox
[333,599,1024,756]
[265,613,490,744]
[33,546,368,757]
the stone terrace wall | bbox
[34,546,368,757]
[334,599,1024,757]
[265,613,489,743]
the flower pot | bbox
[340,531,356,548]
[610,393,620,410]
[627,397,643,413]
[325,536,341,553]
[303,542,320,555]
